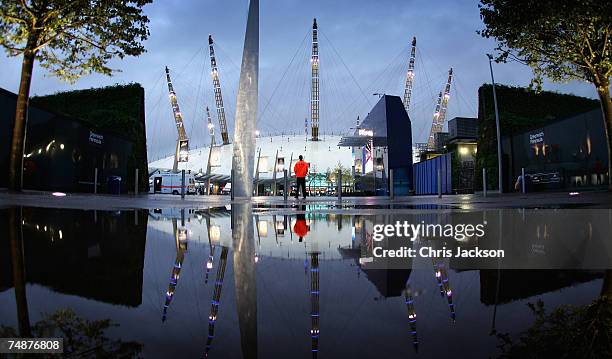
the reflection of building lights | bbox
[257,221,268,237]
[275,221,285,231]
[178,229,188,242]
[209,225,221,243]
[587,135,592,154]
[46,140,55,152]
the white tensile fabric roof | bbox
[149,135,353,179]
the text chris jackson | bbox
[371,221,505,259]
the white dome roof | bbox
[149,135,353,179]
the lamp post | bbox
[487,54,503,193]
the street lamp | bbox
[487,54,503,193]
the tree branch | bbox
[0,10,29,25]
[31,30,60,52]
[63,31,116,54]
[19,0,37,19]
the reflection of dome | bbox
[149,209,354,260]
[149,135,353,178]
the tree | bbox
[1,308,142,357]
[479,0,612,189]
[0,0,151,191]
[496,271,612,359]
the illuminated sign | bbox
[529,131,544,144]
[358,128,374,137]
[276,157,285,172]
[210,146,221,167]
[178,140,189,162]
[258,156,269,173]
[89,131,103,145]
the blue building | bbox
[339,95,413,195]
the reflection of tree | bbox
[497,270,612,359]
[8,207,31,337]
[0,309,142,358]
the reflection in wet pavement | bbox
[0,206,607,358]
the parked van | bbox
[150,171,196,195]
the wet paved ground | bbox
[1,190,610,358]
[1,189,610,210]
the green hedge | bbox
[475,84,599,191]
[32,83,148,192]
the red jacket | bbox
[293,219,308,238]
[294,160,309,178]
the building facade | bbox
[502,109,608,190]
[1,88,135,193]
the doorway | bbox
[154,177,162,193]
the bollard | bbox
[135,168,139,196]
[482,168,487,197]
[437,167,442,199]
[94,168,98,194]
[521,167,526,194]
[231,169,235,201]
[283,169,288,201]
[337,169,342,200]
[181,169,185,199]
[389,168,394,199]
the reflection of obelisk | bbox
[231,0,259,198]
[233,202,257,359]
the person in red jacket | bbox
[293,212,309,242]
[293,155,309,199]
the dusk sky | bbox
[0,0,597,160]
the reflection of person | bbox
[595,158,602,185]
[294,155,309,199]
[293,212,309,242]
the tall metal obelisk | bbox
[231,0,259,198]
[231,1,259,358]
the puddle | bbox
[0,206,606,358]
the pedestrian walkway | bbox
[0,189,609,211]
